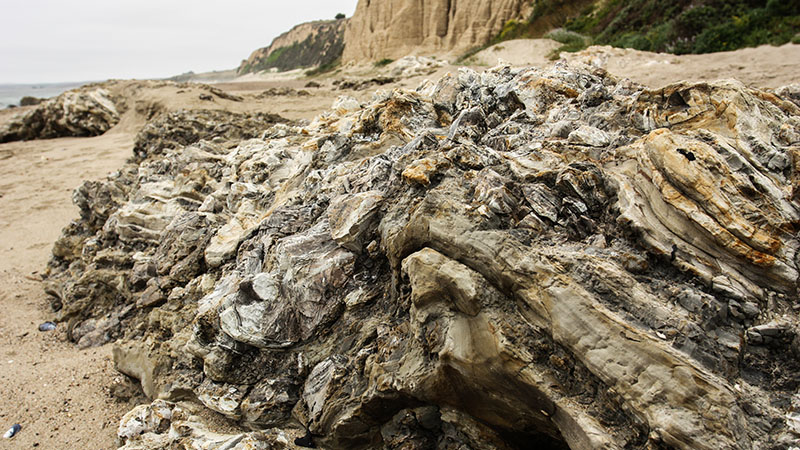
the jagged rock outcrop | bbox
[47,63,800,449]
[238,19,347,74]
[343,0,530,62]
[0,86,120,142]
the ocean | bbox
[0,81,93,109]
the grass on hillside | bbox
[569,0,800,54]
[240,23,345,75]
[469,0,800,60]
[306,57,342,77]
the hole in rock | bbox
[498,428,571,450]
[676,148,696,161]
[433,366,570,449]
[667,91,690,108]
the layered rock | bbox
[238,19,346,74]
[46,63,800,449]
[343,0,530,62]
[0,86,120,142]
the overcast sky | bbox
[0,0,359,84]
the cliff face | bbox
[238,19,346,74]
[343,0,530,62]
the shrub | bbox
[675,6,716,35]
[645,22,675,52]
[546,28,590,46]
[613,32,652,51]
[545,28,592,59]
[498,19,525,41]
[374,58,394,67]
[306,57,341,76]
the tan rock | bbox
[113,341,167,398]
[402,157,442,186]
[328,190,384,252]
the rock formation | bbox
[46,63,800,449]
[343,0,531,62]
[238,19,347,74]
[0,86,120,143]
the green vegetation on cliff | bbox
[496,0,800,55]
[238,21,345,74]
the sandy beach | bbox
[0,40,798,448]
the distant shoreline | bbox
[0,81,93,109]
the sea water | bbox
[0,81,92,109]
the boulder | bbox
[0,87,119,142]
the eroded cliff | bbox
[343,0,530,63]
[44,63,800,449]
[238,19,347,74]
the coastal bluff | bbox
[238,19,346,74]
[343,0,530,62]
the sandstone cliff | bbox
[343,0,530,62]
[238,19,346,74]
[45,65,800,448]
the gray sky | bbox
[0,0,358,84]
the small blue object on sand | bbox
[38,322,56,332]
[3,424,21,438]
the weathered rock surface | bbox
[117,400,298,449]
[343,0,530,62]
[47,62,800,449]
[0,86,120,142]
[389,56,447,78]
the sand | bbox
[0,41,797,448]
[473,39,800,89]
[0,130,134,448]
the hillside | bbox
[498,0,800,55]
[237,18,346,74]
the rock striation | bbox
[343,0,530,62]
[0,86,120,143]
[46,63,800,449]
